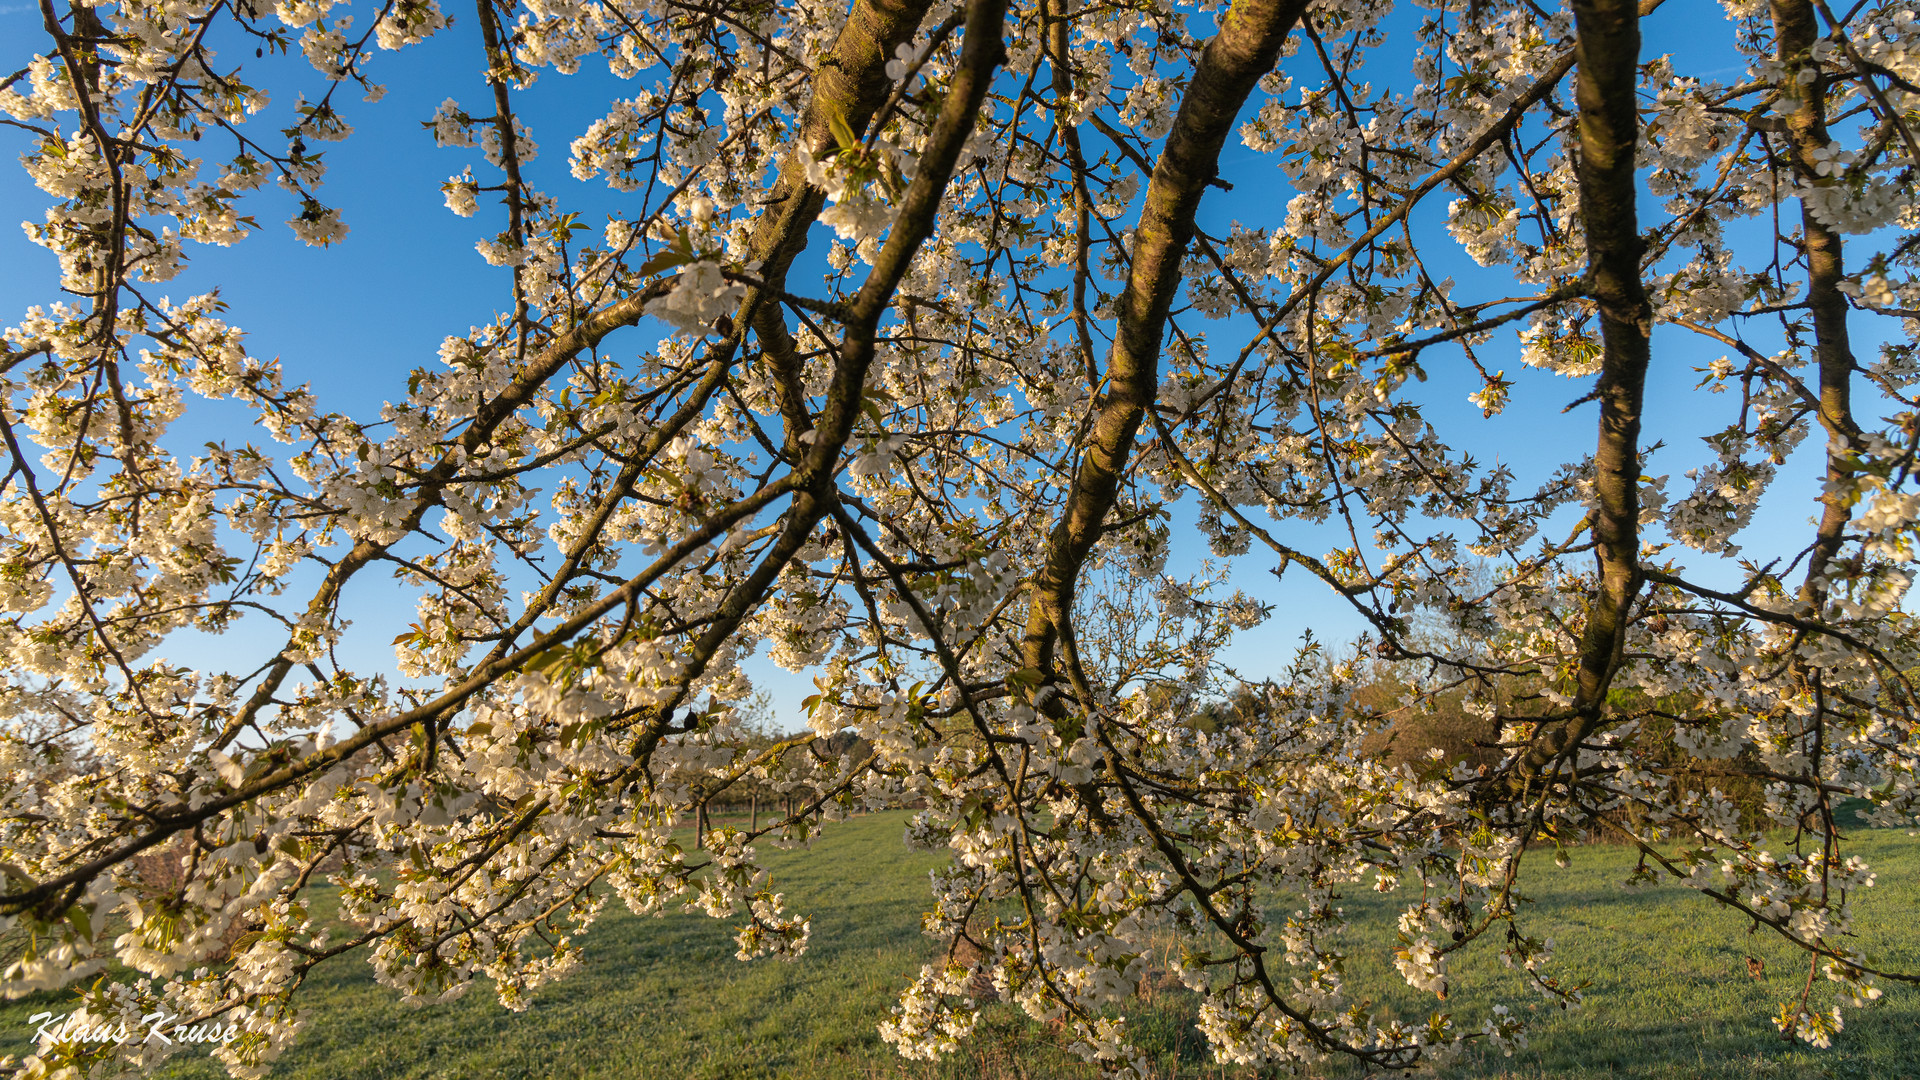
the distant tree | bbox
[2,0,1917,1074]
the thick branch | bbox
[1520,0,1651,775]
[1020,0,1312,699]
[632,0,1012,760]
[1772,0,1860,607]
[216,0,939,748]
[749,0,938,450]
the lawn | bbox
[2,814,1914,1079]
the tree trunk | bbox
[1770,0,1860,607]
[1519,0,1652,777]
[1018,0,1313,724]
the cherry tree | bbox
[2,0,1917,1073]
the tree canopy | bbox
[2,0,1917,1073]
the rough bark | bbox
[1771,0,1860,606]
[647,0,1011,735]
[1521,0,1651,775]
[1019,0,1313,703]
[748,0,938,450]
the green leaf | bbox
[638,247,695,278]
[1007,667,1045,690]
[522,642,571,675]
[827,108,859,154]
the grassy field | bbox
[2,814,1915,1079]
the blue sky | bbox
[0,1,1877,729]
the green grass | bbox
[1303,829,1920,1080]
[3,816,1915,1079]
